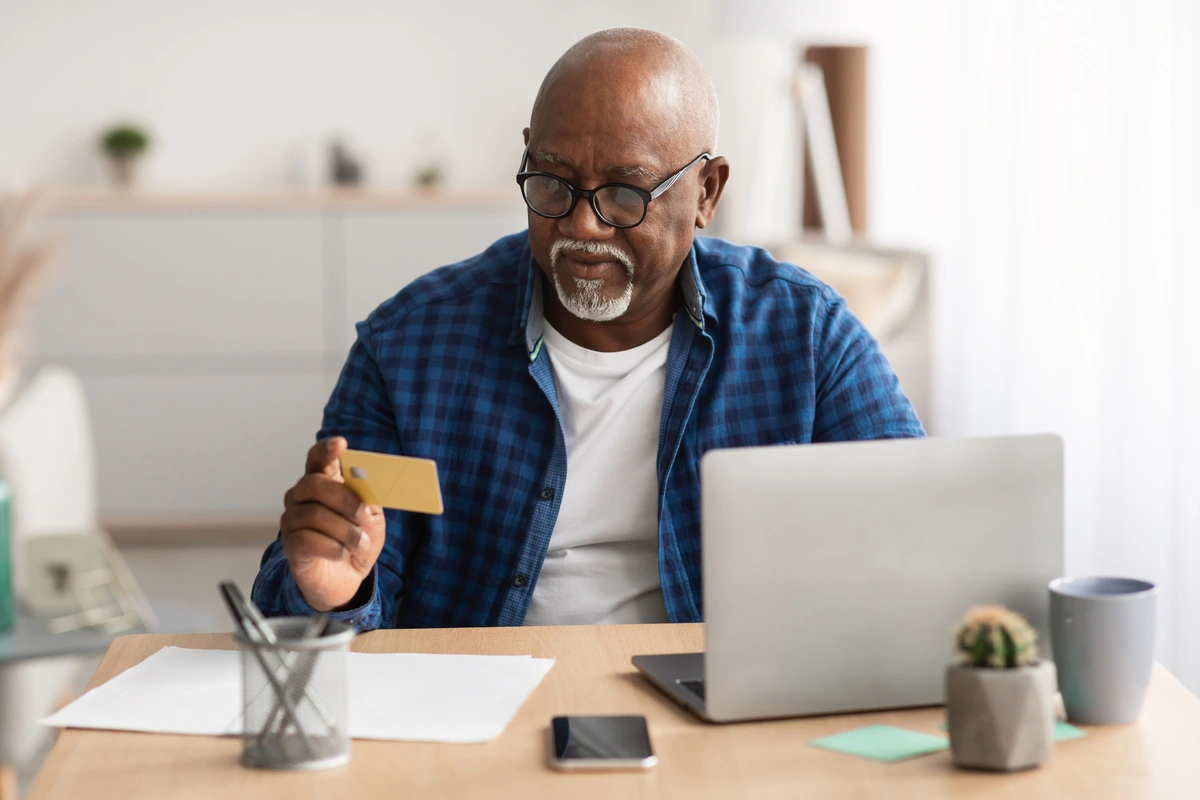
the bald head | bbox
[522,29,731,348]
[530,28,719,158]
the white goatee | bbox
[549,239,635,323]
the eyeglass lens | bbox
[522,175,646,227]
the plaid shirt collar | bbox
[510,236,717,359]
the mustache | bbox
[549,239,635,275]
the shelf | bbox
[25,187,524,214]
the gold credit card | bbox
[340,449,444,515]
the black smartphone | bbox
[548,715,657,770]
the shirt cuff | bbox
[279,568,382,632]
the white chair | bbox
[0,366,99,781]
[0,365,98,588]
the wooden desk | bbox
[28,624,1200,799]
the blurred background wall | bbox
[0,0,768,190]
[0,0,958,244]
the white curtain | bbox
[937,0,1200,691]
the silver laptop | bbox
[633,434,1063,722]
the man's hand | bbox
[280,437,386,612]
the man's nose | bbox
[557,195,614,241]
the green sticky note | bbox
[938,720,1088,742]
[810,725,949,763]
[1054,721,1087,741]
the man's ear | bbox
[695,157,730,230]
[523,127,531,146]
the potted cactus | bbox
[946,605,1056,771]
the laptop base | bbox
[631,652,712,721]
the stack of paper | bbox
[42,646,555,744]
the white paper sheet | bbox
[41,646,555,744]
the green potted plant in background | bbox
[98,123,151,188]
[946,605,1056,771]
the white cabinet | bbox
[28,194,526,526]
[83,373,332,518]
[33,214,327,357]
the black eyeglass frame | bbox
[515,147,712,229]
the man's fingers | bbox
[281,527,347,563]
[305,436,347,477]
[285,473,366,525]
[283,502,371,553]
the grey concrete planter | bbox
[946,661,1056,771]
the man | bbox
[252,28,923,630]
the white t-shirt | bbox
[522,319,674,626]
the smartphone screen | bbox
[550,715,657,769]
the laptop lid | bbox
[700,434,1063,722]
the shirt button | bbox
[538,487,554,501]
[513,574,528,588]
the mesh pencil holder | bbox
[234,616,355,770]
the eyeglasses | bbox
[515,148,711,229]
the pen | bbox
[219,582,317,758]
[260,612,332,745]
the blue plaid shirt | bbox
[252,232,924,629]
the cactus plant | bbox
[948,605,1053,771]
[954,605,1038,668]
